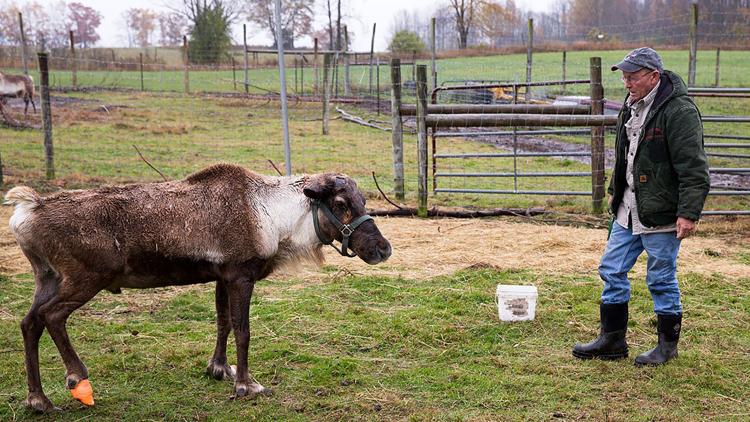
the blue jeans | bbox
[599,221,683,315]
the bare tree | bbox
[245,0,315,49]
[449,0,481,49]
[158,12,188,47]
[68,2,103,48]
[123,8,158,47]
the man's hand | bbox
[676,217,697,240]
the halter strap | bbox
[311,199,373,257]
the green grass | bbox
[1,267,748,420]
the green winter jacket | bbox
[608,70,710,227]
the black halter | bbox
[311,199,373,257]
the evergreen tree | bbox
[188,2,231,64]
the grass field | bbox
[1,49,749,420]
[3,49,749,96]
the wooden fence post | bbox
[139,53,144,91]
[390,58,404,200]
[232,56,236,90]
[183,35,190,94]
[69,30,77,89]
[688,2,698,87]
[416,65,428,217]
[18,12,28,75]
[0,152,4,186]
[589,57,605,213]
[322,53,331,135]
[38,52,54,180]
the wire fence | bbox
[1,35,748,214]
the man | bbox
[572,47,710,366]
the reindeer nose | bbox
[378,242,392,261]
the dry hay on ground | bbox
[2,204,747,283]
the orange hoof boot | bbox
[69,379,95,406]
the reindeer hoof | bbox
[25,392,56,413]
[231,382,272,399]
[206,360,236,381]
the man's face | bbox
[621,68,660,102]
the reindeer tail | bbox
[4,186,40,206]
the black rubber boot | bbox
[634,313,681,366]
[572,302,629,360]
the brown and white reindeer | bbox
[5,163,392,413]
[0,70,36,115]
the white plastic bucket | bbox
[495,285,538,322]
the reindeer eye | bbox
[333,198,347,211]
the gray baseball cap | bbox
[611,47,663,73]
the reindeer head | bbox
[303,173,391,265]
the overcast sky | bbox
[32,0,557,50]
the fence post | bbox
[416,65,428,217]
[18,12,28,75]
[139,53,144,91]
[562,50,567,94]
[314,38,319,95]
[589,57,605,213]
[0,152,4,186]
[322,53,331,135]
[376,57,381,115]
[526,18,533,102]
[714,48,720,87]
[688,2,698,87]
[369,23,376,94]
[344,25,350,96]
[183,35,190,94]
[69,30,77,89]
[243,24,249,94]
[38,52,54,180]
[232,56,236,90]
[390,58,404,200]
[431,17,437,92]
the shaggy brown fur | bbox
[5,163,391,412]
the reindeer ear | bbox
[303,174,335,199]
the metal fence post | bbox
[38,52,54,180]
[562,50,567,94]
[314,38,319,95]
[369,23,376,94]
[322,53,331,135]
[688,2,698,87]
[715,48,720,87]
[390,58,404,200]
[344,26,350,96]
[431,17,437,92]
[18,13,28,75]
[416,65,428,217]
[183,35,190,94]
[526,18,533,102]
[243,24,249,94]
[589,57,605,213]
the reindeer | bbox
[0,71,36,115]
[5,163,392,413]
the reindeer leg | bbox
[226,278,270,399]
[21,274,58,413]
[206,279,235,381]
[39,273,101,407]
